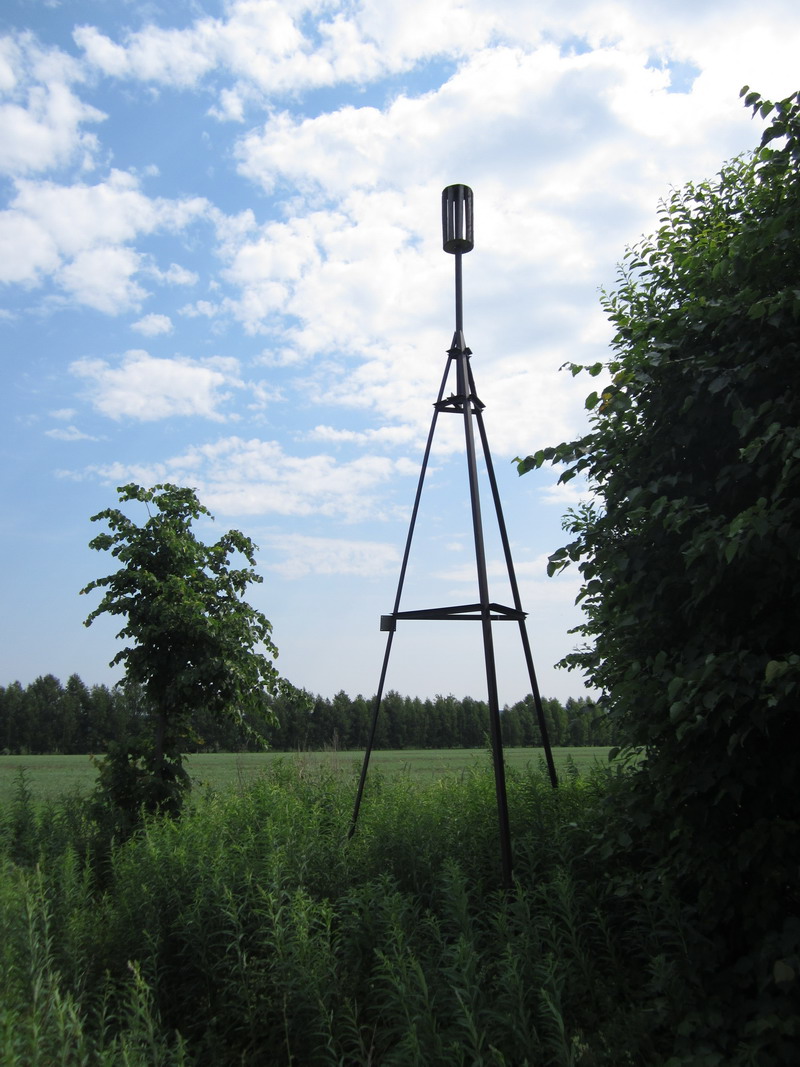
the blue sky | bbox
[2,0,798,707]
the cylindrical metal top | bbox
[442,184,474,254]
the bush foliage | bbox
[518,87,800,1050]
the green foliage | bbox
[516,88,800,1057]
[81,483,291,819]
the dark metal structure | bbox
[349,185,558,888]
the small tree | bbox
[81,482,287,818]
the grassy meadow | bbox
[0,747,611,806]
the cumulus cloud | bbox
[73,22,217,87]
[16,0,784,457]
[69,0,800,136]
[0,207,60,283]
[58,246,147,313]
[131,313,173,336]
[0,32,104,177]
[80,434,418,522]
[307,424,418,447]
[200,22,779,455]
[262,533,400,579]
[179,299,221,319]
[156,263,199,286]
[74,1,384,97]
[71,351,243,421]
[0,170,209,312]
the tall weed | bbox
[0,754,762,1064]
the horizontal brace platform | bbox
[381,602,526,630]
[434,393,485,413]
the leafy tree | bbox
[501,702,523,746]
[26,674,64,754]
[348,694,371,749]
[81,483,290,817]
[517,89,800,1053]
[64,674,93,752]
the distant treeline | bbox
[0,674,618,755]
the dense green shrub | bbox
[517,88,800,1063]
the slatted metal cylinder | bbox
[442,184,474,254]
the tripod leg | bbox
[348,630,394,838]
[349,357,453,835]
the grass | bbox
[0,747,613,806]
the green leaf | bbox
[765,660,788,684]
[773,959,796,984]
[669,701,686,723]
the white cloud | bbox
[69,0,800,144]
[179,299,221,318]
[80,434,417,522]
[538,475,594,509]
[194,437,410,520]
[157,263,198,286]
[0,171,209,311]
[45,424,99,442]
[58,246,146,313]
[0,32,104,178]
[307,424,418,448]
[131,313,173,336]
[0,207,60,283]
[73,22,217,87]
[71,350,243,421]
[208,15,787,457]
[262,533,400,579]
[9,171,208,256]
[74,1,384,97]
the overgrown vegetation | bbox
[0,756,759,1066]
[518,87,800,1060]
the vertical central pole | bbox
[455,251,463,333]
[453,246,514,890]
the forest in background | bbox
[0,673,611,755]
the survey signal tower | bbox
[349,185,558,888]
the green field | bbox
[0,747,612,806]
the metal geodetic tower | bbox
[349,185,558,888]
